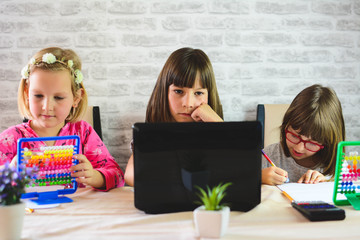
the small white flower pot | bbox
[0,202,26,240]
[193,205,230,238]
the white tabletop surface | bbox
[21,184,360,240]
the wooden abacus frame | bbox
[17,135,80,205]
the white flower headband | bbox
[21,53,83,85]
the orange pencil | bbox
[281,190,294,202]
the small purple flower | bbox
[0,162,36,206]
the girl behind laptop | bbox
[124,47,223,186]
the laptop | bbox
[133,121,262,214]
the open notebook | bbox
[277,182,346,203]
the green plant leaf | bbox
[194,182,232,211]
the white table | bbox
[22,185,360,240]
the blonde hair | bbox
[146,47,223,122]
[18,47,88,122]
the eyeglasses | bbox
[285,130,324,152]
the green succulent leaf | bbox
[195,182,232,211]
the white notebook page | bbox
[276,181,344,203]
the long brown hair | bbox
[146,47,223,122]
[280,84,345,176]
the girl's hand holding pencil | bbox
[261,150,289,185]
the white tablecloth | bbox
[22,185,360,240]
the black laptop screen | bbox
[133,121,262,214]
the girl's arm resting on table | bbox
[124,154,134,187]
[71,153,124,191]
[79,122,125,191]
[96,163,125,191]
[262,167,288,185]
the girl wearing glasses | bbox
[262,84,345,185]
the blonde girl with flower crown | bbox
[0,47,124,191]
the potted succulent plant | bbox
[0,162,35,240]
[193,182,232,238]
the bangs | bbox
[167,53,211,90]
[286,104,330,145]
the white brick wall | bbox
[0,0,359,171]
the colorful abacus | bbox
[17,135,80,205]
[333,141,360,210]
[23,145,74,187]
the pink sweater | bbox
[0,120,124,191]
